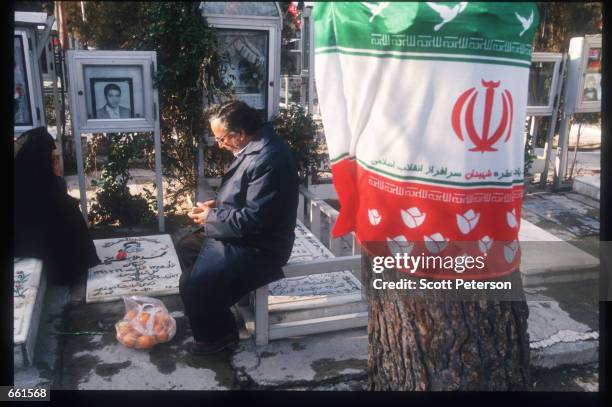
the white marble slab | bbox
[573,175,600,201]
[86,235,181,303]
[14,258,44,344]
[518,219,599,285]
[267,220,362,307]
[519,218,563,242]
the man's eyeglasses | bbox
[214,130,235,144]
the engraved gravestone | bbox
[14,257,44,345]
[267,220,362,304]
[14,257,46,367]
[86,235,182,303]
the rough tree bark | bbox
[365,255,531,391]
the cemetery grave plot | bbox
[14,257,45,366]
[268,220,361,303]
[261,220,366,327]
[86,235,182,303]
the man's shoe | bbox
[187,332,239,356]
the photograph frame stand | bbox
[66,50,165,232]
[14,13,50,137]
[554,35,602,190]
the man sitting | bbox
[177,100,300,355]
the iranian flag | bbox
[314,2,539,279]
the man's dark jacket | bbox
[197,122,299,303]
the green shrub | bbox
[89,133,157,227]
[272,104,324,183]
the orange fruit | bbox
[155,331,169,343]
[139,312,151,325]
[155,313,169,325]
[136,335,155,349]
[122,332,138,348]
[126,310,137,320]
[153,322,164,334]
[130,327,143,337]
[116,321,131,336]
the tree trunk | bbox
[365,254,531,391]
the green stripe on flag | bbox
[330,153,353,164]
[315,46,532,68]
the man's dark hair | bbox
[104,83,121,97]
[206,100,263,135]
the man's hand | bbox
[187,200,215,226]
[200,200,216,208]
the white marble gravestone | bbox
[14,257,45,366]
[86,235,182,303]
[265,220,365,324]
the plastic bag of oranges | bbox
[115,295,176,350]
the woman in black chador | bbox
[14,127,100,284]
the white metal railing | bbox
[297,184,361,256]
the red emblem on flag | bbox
[452,79,514,153]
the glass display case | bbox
[526,53,562,116]
[565,35,601,114]
[200,1,282,120]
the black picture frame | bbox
[89,77,135,119]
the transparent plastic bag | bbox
[115,295,176,350]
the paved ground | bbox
[15,178,601,391]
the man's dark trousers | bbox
[176,229,238,342]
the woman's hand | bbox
[52,154,62,176]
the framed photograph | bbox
[89,77,135,119]
[217,29,269,115]
[67,51,157,132]
[582,73,601,103]
[566,35,601,114]
[83,64,145,121]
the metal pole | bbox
[284,76,289,106]
[306,6,315,115]
[540,54,566,188]
[554,113,572,190]
[154,117,165,233]
[73,130,89,224]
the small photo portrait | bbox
[582,73,601,102]
[586,47,601,73]
[90,78,135,119]
[83,65,145,121]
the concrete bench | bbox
[14,258,46,367]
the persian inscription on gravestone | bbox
[267,220,362,302]
[14,258,43,344]
[86,235,182,303]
